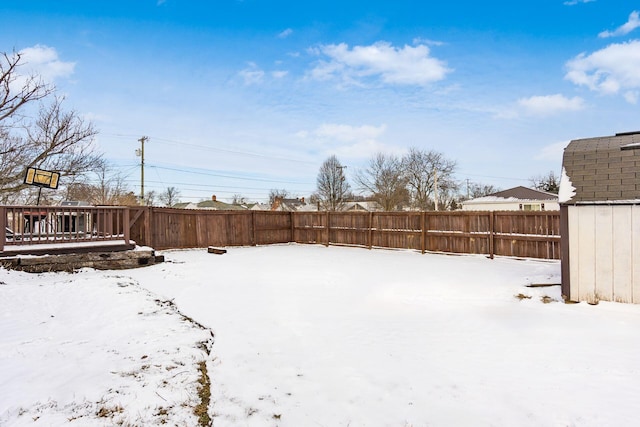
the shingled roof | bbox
[562,131,640,203]
[486,186,557,201]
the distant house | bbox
[174,195,246,211]
[461,186,559,211]
[560,131,640,304]
[249,203,272,211]
[271,197,307,211]
[343,201,383,212]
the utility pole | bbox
[466,178,470,199]
[136,136,148,205]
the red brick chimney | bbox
[212,195,217,202]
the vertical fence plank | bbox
[326,211,330,247]
[251,211,256,246]
[420,212,425,254]
[290,211,295,243]
[489,211,494,259]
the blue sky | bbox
[2,0,639,203]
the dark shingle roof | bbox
[487,186,557,201]
[562,132,640,203]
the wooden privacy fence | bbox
[131,208,560,260]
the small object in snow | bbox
[526,283,561,288]
[207,247,227,255]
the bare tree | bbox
[231,194,246,205]
[62,162,136,205]
[530,171,560,194]
[268,189,290,205]
[0,51,101,200]
[402,147,456,210]
[143,190,157,207]
[465,182,500,199]
[355,153,408,211]
[159,186,181,207]
[315,155,350,211]
[436,179,461,211]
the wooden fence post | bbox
[251,211,256,246]
[420,211,426,254]
[290,211,295,243]
[144,207,153,248]
[326,211,330,247]
[489,211,495,259]
[368,211,373,250]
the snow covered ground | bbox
[2,244,640,426]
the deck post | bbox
[123,207,130,245]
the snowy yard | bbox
[2,244,640,426]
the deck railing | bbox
[0,205,130,252]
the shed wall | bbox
[568,205,640,303]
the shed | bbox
[560,131,640,303]
[461,186,559,211]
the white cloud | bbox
[517,94,586,116]
[315,123,386,142]
[535,140,569,161]
[18,45,75,82]
[238,63,265,85]
[599,11,640,38]
[565,40,640,102]
[308,41,451,87]
[271,70,288,79]
[278,28,293,39]
[412,37,445,47]
[624,90,639,104]
[563,0,595,6]
[298,123,392,160]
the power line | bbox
[140,180,311,192]
[456,172,529,182]
[101,132,316,165]
[147,164,314,185]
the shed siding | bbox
[568,205,640,303]
[613,207,633,303]
[594,206,613,301]
[633,206,640,302]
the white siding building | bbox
[461,186,559,211]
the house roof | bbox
[464,186,557,205]
[343,201,383,211]
[196,200,246,210]
[173,200,246,210]
[488,186,557,200]
[562,131,640,203]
